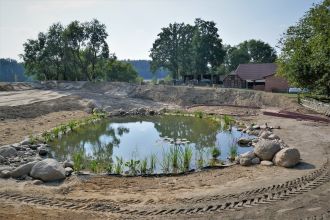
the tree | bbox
[150,19,225,80]
[105,59,138,82]
[191,18,225,80]
[225,40,277,72]
[277,0,330,96]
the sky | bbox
[0,0,321,61]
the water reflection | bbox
[50,115,253,173]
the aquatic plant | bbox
[195,149,205,169]
[125,159,140,175]
[52,127,61,138]
[194,111,204,119]
[72,150,85,172]
[149,154,157,174]
[182,145,193,172]
[139,158,148,175]
[223,114,234,126]
[170,146,181,172]
[89,160,102,173]
[160,150,171,173]
[41,131,53,143]
[228,144,238,162]
[106,162,113,174]
[211,147,221,159]
[114,156,124,174]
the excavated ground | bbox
[0,82,329,220]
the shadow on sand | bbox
[293,161,316,170]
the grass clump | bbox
[170,146,181,172]
[211,147,221,159]
[72,150,85,172]
[194,111,204,118]
[139,158,148,175]
[125,159,140,175]
[181,145,193,172]
[114,156,124,174]
[149,154,157,174]
[228,145,238,162]
[161,150,171,173]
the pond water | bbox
[50,115,253,174]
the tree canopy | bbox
[150,19,225,79]
[0,58,27,82]
[277,0,330,96]
[20,19,138,82]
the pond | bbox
[50,115,254,174]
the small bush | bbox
[211,147,221,159]
[72,150,85,172]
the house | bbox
[223,63,289,92]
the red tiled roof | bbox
[235,63,277,80]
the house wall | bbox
[223,75,246,88]
[265,75,289,92]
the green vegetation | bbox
[211,147,221,159]
[114,156,124,175]
[0,58,27,82]
[181,145,193,172]
[149,154,157,174]
[161,150,171,173]
[277,0,330,96]
[223,114,234,127]
[21,19,138,82]
[228,145,238,162]
[150,19,225,80]
[170,146,181,172]
[139,158,148,175]
[72,150,85,172]
[194,111,204,119]
[125,159,140,175]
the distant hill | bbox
[0,58,27,82]
[123,60,169,79]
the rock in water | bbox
[237,138,253,146]
[30,159,66,182]
[273,148,300,168]
[0,145,17,158]
[251,157,261,164]
[240,157,252,166]
[254,139,281,161]
[11,161,38,178]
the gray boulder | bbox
[65,167,73,176]
[37,146,48,156]
[240,157,252,166]
[0,170,11,178]
[0,145,17,158]
[11,161,38,178]
[254,139,281,160]
[237,138,253,146]
[239,151,255,159]
[63,160,74,168]
[0,155,6,163]
[268,134,280,140]
[260,131,272,139]
[30,159,66,182]
[273,148,300,168]
[260,160,274,166]
[251,157,261,165]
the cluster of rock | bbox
[236,124,301,168]
[108,107,163,117]
[0,139,74,183]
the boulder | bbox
[260,131,272,139]
[237,138,253,146]
[63,160,74,168]
[273,148,300,168]
[32,180,43,185]
[251,157,261,165]
[240,157,252,166]
[268,134,280,140]
[30,159,66,182]
[11,161,38,178]
[254,139,281,161]
[37,146,48,156]
[20,138,30,145]
[0,170,11,178]
[0,145,17,158]
[0,155,6,163]
[65,167,73,176]
[239,151,255,160]
[260,160,274,166]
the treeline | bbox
[150,18,277,80]
[0,58,27,82]
[21,19,138,82]
[124,60,168,79]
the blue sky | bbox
[0,0,321,60]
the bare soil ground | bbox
[0,82,329,220]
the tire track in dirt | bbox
[0,161,329,218]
